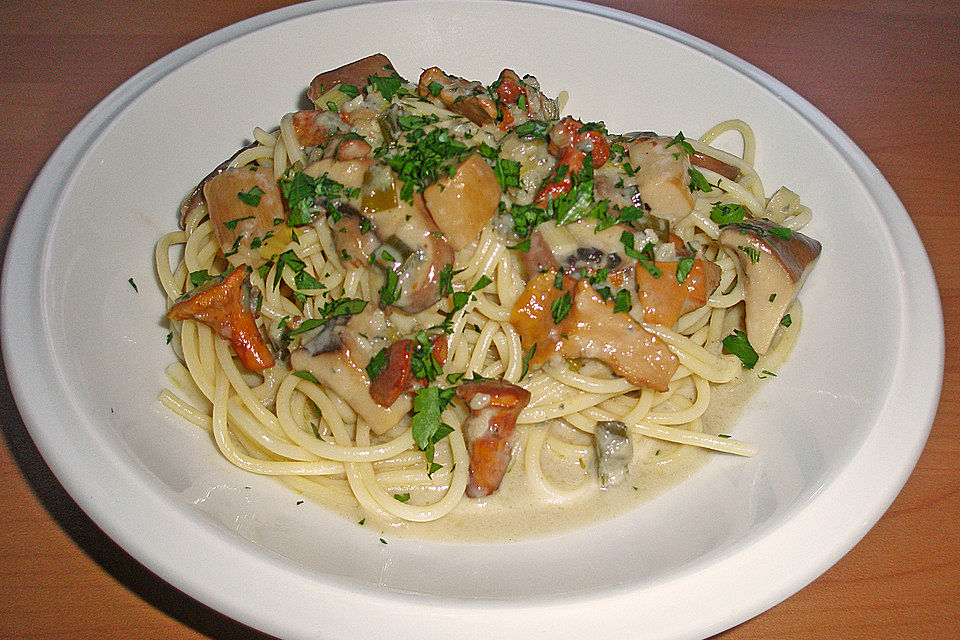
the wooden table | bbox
[1,1,956,638]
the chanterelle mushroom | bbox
[719,219,821,354]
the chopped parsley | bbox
[710,202,747,226]
[292,370,321,385]
[237,185,265,207]
[665,131,696,157]
[222,215,253,231]
[676,257,695,284]
[688,167,710,192]
[722,329,759,370]
[128,277,138,292]
[780,314,792,327]
[189,269,216,288]
[620,231,662,278]
[551,291,573,323]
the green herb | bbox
[410,332,443,383]
[223,215,254,231]
[438,264,464,296]
[709,202,747,226]
[296,500,304,505]
[445,372,465,384]
[166,332,173,344]
[514,119,550,139]
[551,292,573,323]
[612,289,632,313]
[358,518,365,525]
[379,268,400,306]
[428,80,443,97]
[718,434,731,439]
[493,158,522,190]
[318,296,367,320]
[722,329,759,369]
[769,293,777,302]
[366,347,389,381]
[339,83,360,99]
[383,127,469,202]
[770,226,792,239]
[292,370,320,385]
[739,245,761,264]
[688,167,710,192]
[294,270,324,290]
[189,269,215,288]
[272,250,306,289]
[393,493,411,502]
[411,386,454,451]
[369,72,408,101]
[279,172,320,225]
[520,344,537,379]
[676,257,695,284]
[665,131,696,156]
[257,263,272,280]
[780,314,792,327]
[552,153,598,226]
[237,185,265,207]
[380,538,387,544]
[758,369,777,379]
[620,231,662,278]
[128,277,138,292]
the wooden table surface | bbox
[1,1,956,638]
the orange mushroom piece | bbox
[368,334,448,407]
[456,380,531,498]
[167,266,274,371]
[635,259,722,327]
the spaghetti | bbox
[155,55,820,531]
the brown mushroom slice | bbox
[306,53,397,107]
[417,66,497,126]
[179,142,259,227]
[509,273,679,391]
[626,137,695,223]
[202,165,285,268]
[456,380,531,498]
[422,153,501,250]
[623,131,740,182]
[719,219,821,354]
[289,307,410,435]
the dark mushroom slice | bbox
[306,53,397,107]
[179,141,259,227]
[595,421,633,488]
[456,380,532,498]
[289,306,410,435]
[719,219,821,354]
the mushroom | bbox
[368,334,447,407]
[289,306,411,435]
[179,141,258,226]
[719,219,821,354]
[635,258,722,327]
[417,66,497,127]
[510,272,679,392]
[303,158,455,314]
[456,380,532,498]
[626,136,696,223]
[167,266,274,371]
[201,165,285,268]
[307,53,397,107]
[595,421,633,488]
[422,153,501,250]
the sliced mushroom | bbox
[456,380,532,498]
[422,153,501,250]
[510,272,679,391]
[626,136,696,223]
[595,420,633,488]
[533,219,633,275]
[167,267,274,371]
[623,131,740,181]
[307,53,397,107]
[719,219,821,354]
[635,258,721,327]
[417,66,497,126]
[368,334,447,407]
[202,165,285,268]
[179,141,258,227]
[289,306,410,434]
[304,158,455,314]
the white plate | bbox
[1,1,944,638]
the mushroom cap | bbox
[720,219,821,354]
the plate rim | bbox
[1,0,945,638]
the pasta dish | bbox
[155,55,821,534]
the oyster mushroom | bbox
[306,53,397,107]
[719,219,821,354]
